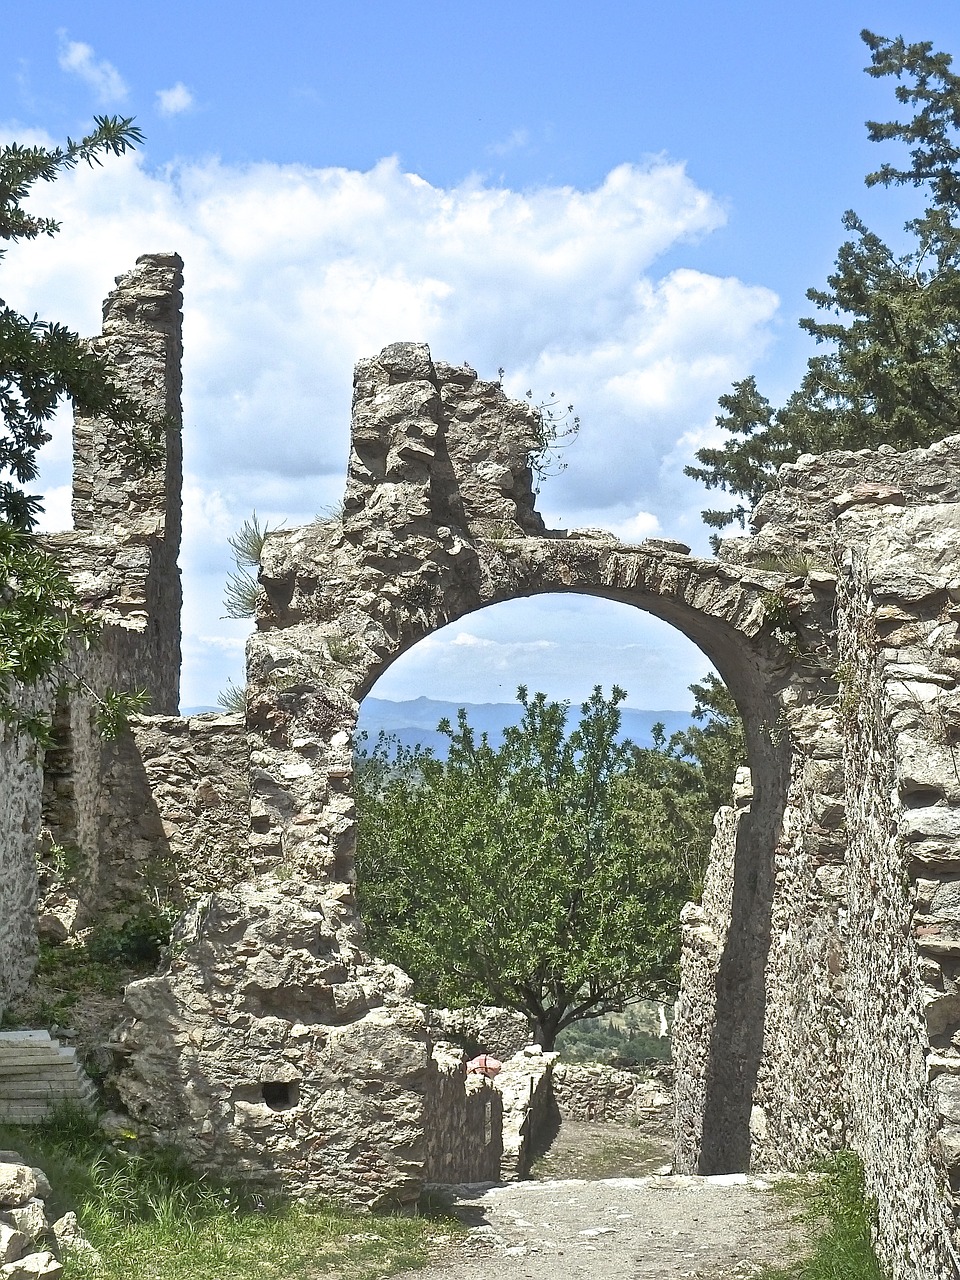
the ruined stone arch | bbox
[10,259,960,1276]
[230,343,817,1174]
[115,328,960,1279]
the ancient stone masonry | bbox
[8,260,960,1280]
[0,254,185,1016]
[675,442,960,1280]
[117,339,805,1209]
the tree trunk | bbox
[532,1014,562,1052]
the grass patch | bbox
[760,1151,888,1279]
[1,1104,453,1280]
[0,939,154,1035]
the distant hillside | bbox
[357,696,693,758]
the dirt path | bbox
[402,1173,804,1280]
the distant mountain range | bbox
[357,696,693,758]
[181,696,693,757]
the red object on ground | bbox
[466,1054,503,1078]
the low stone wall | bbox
[551,1061,672,1125]
[424,1042,502,1184]
[495,1046,557,1181]
[428,1006,530,1059]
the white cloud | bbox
[57,36,128,104]
[371,598,714,707]
[34,484,72,533]
[2,140,779,705]
[156,83,194,117]
[197,635,245,651]
[450,632,555,652]
[606,511,661,542]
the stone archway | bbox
[119,342,837,1205]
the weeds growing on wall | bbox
[760,1151,888,1280]
[0,1104,451,1280]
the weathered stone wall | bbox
[424,1043,503,1184]
[0,254,184,1016]
[551,1061,671,1125]
[8,261,960,1277]
[0,692,48,1018]
[673,771,748,1170]
[675,443,960,1278]
[94,712,250,917]
[120,880,431,1207]
[428,1006,531,1059]
[836,500,960,1280]
[117,340,800,1207]
[495,1046,558,1181]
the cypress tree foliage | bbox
[0,117,153,737]
[687,30,960,538]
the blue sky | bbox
[5,2,959,711]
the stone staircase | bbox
[0,1030,97,1123]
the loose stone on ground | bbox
[400,1174,803,1279]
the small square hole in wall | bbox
[261,1081,299,1111]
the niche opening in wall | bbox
[40,691,78,853]
[262,1080,300,1111]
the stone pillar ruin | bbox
[0,253,184,1000]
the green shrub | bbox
[84,907,177,966]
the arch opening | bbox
[349,589,790,1171]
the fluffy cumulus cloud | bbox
[56,36,128,104]
[4,139,777,706]
[156,83,194,116]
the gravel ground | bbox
[400,1174,805,1280]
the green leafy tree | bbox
[356,685,698,1050]
[668,674,746,819]
[0,117,149,736]
[687,30,960,536]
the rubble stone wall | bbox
[551,1061,672,1125]
[94,712,250,917]
[424,1043,502,1184]
[674,444,960,1279]
[0,692,49,1019]
[118,340,803,1207]
[8,254,960,1279]
[0,254,184,1011]
[836,501,960,1280]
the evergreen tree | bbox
[0,117,152,736]
[687,30,960,536]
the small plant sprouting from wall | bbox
[217,680,247,714]
[326,629,362,667]
[223,512,277,619]
[759,585,806,657]
[751,550,828,579]
[498,368,581,495]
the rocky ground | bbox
[398,1118,805,1280]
